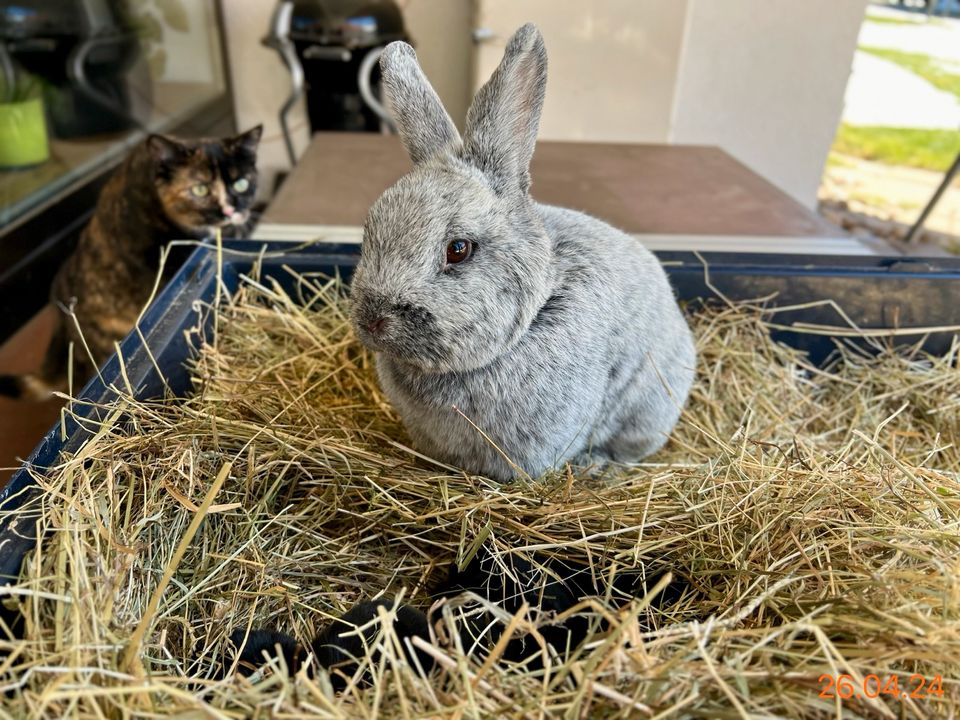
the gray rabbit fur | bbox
[350,24,696,481]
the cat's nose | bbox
[222,203,235,216]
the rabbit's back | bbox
[537,204,696,463]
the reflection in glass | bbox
[0,0,226,229]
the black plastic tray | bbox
[2,242,959,612]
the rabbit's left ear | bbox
[462,24,547,195]
[380,42,461,164]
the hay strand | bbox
[1,270,958,718]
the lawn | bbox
[832,46,960,170]
[833,124,960,171]
[864,13,919,26]
[860,46,960,99]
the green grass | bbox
[860,46,960,100]
[825,152,858,170]
[833,124,960,171]
[835,48,960,170]
[864,13,917,26]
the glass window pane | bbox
[0,0,226,229]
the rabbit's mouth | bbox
[354,313,451,371]
[355,323,390,353]
[352,287,456,369]
[360,328,451,371]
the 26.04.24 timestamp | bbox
[819,674,944,701]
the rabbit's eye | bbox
[446,239,473,265]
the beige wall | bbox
[670,0,869,207]
[472,0,689,142]
[400,0,474,129]
[221,0,311,196]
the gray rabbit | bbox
[350,24,696,481]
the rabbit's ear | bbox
[462,24,547,195]
[380,42,461,164]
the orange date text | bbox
[818,674,943,702]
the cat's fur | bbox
[0,126,262,400]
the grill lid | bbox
[289,0,408,49]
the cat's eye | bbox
[190,184,209,197]
[232,178,250,193]
[446,239,473,265]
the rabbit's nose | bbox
[366,316,388,334]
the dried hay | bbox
[1,268,958,719]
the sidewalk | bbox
[843,51,960,128]
[819,4,960,252]
[862,5,960,61]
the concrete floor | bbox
[843,51,960,128]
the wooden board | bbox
[263,133,844,238]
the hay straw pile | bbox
[2,270,959,718]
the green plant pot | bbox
[0,97,49,168]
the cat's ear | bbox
[147,134,185,165]
[234,125,263,154]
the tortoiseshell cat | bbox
[0,125,262,400]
